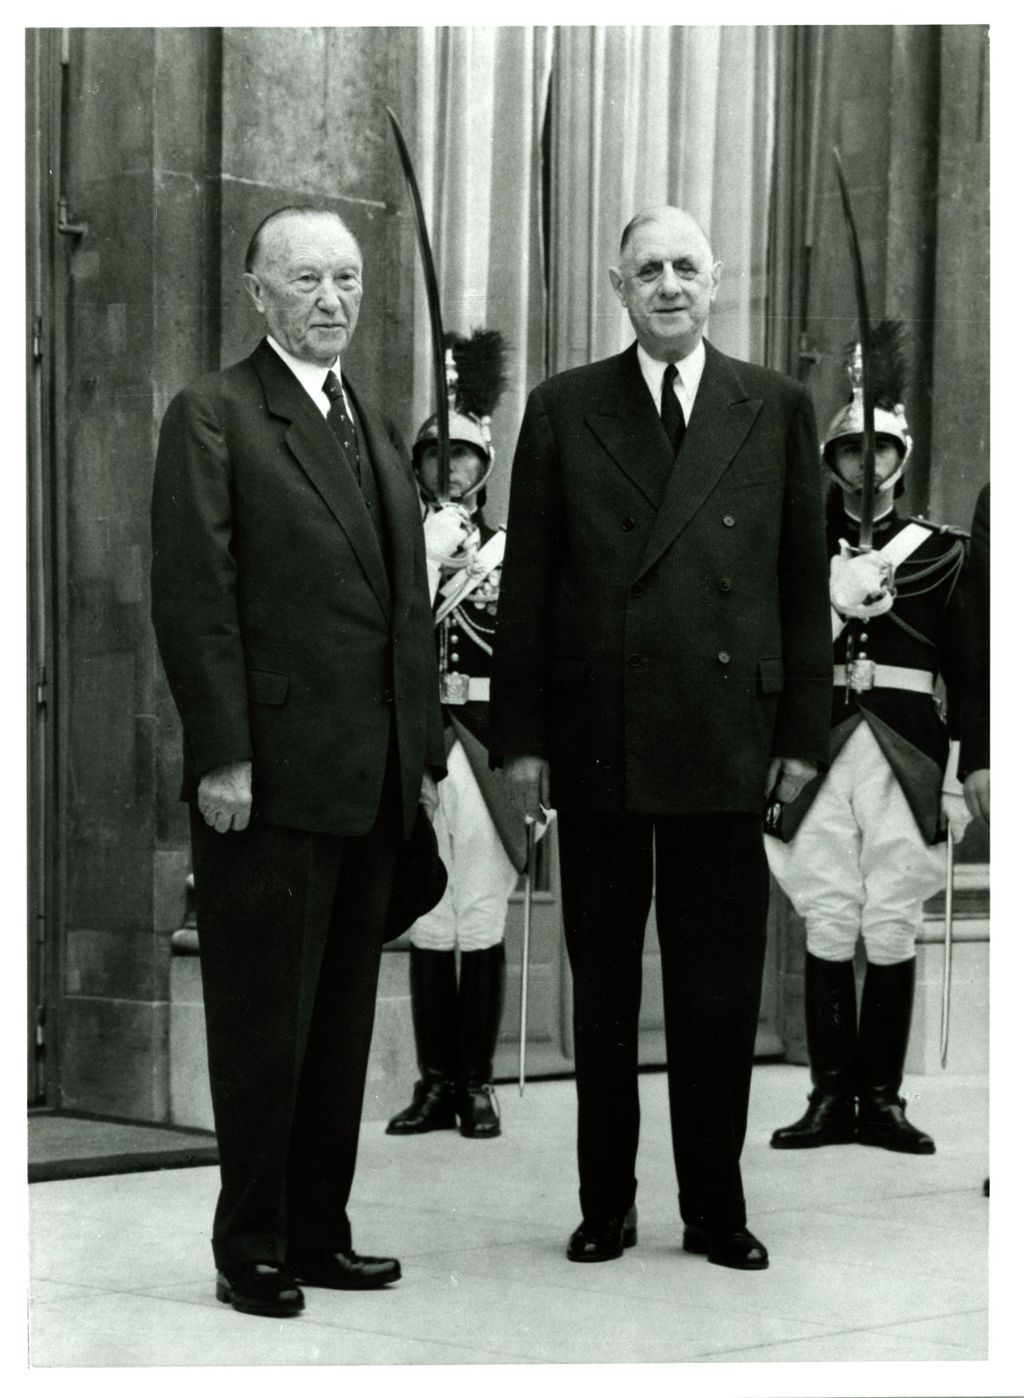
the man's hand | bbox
[942,791,973,843]
[198,761,253,833]
[420,771,440,820]
[962,769,990,828]
[503,755,551,824]
[766,756,817,804]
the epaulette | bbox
[909,514,970,540]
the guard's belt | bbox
[833,664,934,694]
[442,675,490,703]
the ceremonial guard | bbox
[766,321,971,1155]
[387,331,531,1141]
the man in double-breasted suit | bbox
[151,207,446,1317]
[491,206,833,1270]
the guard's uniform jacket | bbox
[777,506,968,844]
[433,521,529,873]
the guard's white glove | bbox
[829,540,895,619]
[423,503,473,561]
[941,792,972,843]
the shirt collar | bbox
[636,338,706,414]
[266,335,341,416]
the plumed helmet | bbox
[412,328,510,504]
[822,321,914,472]
[413,409,490,462]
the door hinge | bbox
[35,664,47,710]
[32,314,43,361]
[57,195,88,240]
[36,1003,46,1051]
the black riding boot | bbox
[771,953,858,1149]
[456,945,505,1139]
[856,958,935,1153]
[386,947,459,1135]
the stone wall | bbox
[56,26,418,1117]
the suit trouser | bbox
[558,810,769,1233]
[189,757,401,1270]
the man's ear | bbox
[608,266,626,306]
[242,272,264,314]
[709,260,723,303]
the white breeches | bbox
[766,722,945,966]
[410,739,519,952]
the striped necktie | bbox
[322,370,362,482]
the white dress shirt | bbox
[266,335,351,419]
[636,339,706,425]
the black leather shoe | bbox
[287,1250,401,1290]
[770,1091,857,1149]
[215,1261,304,1317]
[566,1205,638,1263]
[856,1092,935,1154]
[386,1076,457,1135]
[457,1083,501,1138]
[683,1225,769,1271]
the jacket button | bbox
[722,514,736,527]
[621,516,636,531]
[717,651,730,665]
[628,653,643,668]
[718,577,733,593]
[631,581,646,598]
[382,689,394,705]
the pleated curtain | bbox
[413,25,776,521]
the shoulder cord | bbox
[880,544,965,649]
[453,604,495,657]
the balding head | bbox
[609,206,721,363]
[618,206,714,264]
[245,206,359,275]
[242,208,364,367]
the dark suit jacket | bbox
[490,340,833,814]
[151,339,446,839]
[958,481,990,778]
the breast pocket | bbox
[729,466,780,491]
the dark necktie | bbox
[660,363,686,454]
[322,370,362,483]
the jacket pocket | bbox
[550,658,587,693]
[757,656,784,695]
[248,668,290,706]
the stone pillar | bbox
[58,29,218,1116]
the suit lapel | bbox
[251,341,391,620]
[584,349,675,508]
[634,342,762,580]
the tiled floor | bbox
[29,1064,993,1375]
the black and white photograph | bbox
[17,10,1015,1391]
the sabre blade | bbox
[518,821,536,1096]
[940,830,954,1069]
[385,106,451,500]
[832,148,877,548]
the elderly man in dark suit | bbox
[491,206,833,1271]
[151,206,446,1317]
